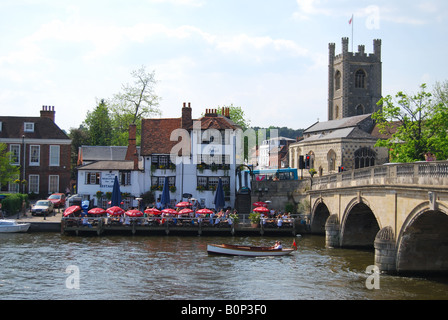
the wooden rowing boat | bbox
[207,243,294,257]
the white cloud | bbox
[148,0,205,7]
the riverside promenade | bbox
[12,209,300,236]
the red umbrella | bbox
[88,207,106,215]
[176,201,192,207]
[63,205,81,217]
[161,208,177,215]
[253,206,270,213]
[106,206,125,216]
[125,209,143,217]
[253,201,268,207]
[145,208,161,215]
[179,208,193,215]
[196,208,213,215]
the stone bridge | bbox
[308,161,448,274]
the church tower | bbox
[328,37,382,120]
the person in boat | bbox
[273,241,282,250]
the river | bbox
[0,232,447,300]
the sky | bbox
[1,0,447,133]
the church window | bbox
[335,70,341,90]
[327,150,336,172]
[355,69,366,89]
[356,104,364,115]
[354,147,376,169]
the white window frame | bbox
[49,145,60,166]
[28,175,39,194]
[10,144,20,165]
[49,175,59,194]
[24,122,35,132]
[29,145,40,166]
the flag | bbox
[349,15,353,24]
[292,240,298,250]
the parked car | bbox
[31,200,54,216]
[48,193,66,208]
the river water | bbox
[0,232,447,300]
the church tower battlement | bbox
[328,38,382,120]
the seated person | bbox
[274,241,282,250]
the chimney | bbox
[125,124,139,169]
[181,102,192,129]
[40,105,56,122]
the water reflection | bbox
[0,233,447,300]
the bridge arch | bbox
[310,198,330,234]
[340,197,380,249]
[396,203,448,274]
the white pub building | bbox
[76,103,242,209]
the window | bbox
[119,171,131,186]
[355,69,366,89]
[8,174,20,193]
[24,122,35,132]
[356,104,365,115]
[335,70,341,90]
[49,145,60,166]
[196,176,230,191]
[309,151,315,169]
[30,145,40,166]
[151,176,175,190]
[327,150,336,172]
[10,144,20,165]
[151,155,173,169]
[49,175,59,194]
[29,175,39,194]
[86,172,101,185]
[354,147,376,169]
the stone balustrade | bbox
[311,161,448,190]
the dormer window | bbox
[24,122,35,132]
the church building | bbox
[289,38,389,176]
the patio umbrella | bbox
[125,209,143,217]
[161,208,177,215]
[179,208,193,215]
[176,201,192,207]
[111,176,122,207]
[106,206,125,216]
[145,208,161,215]
[196,208,213,215]
[160,176,170,208]
[214,178,225,211]
[63,205,81,217]
[253,206,270,213]
[88,207,106,215]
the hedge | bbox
[1,194,29,216]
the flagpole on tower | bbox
[349,14,354,52]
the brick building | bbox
[0,106,71,197]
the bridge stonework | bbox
[308,161,448,274]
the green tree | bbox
[83,99,113,146]
[427,80,448,159]
[373,83,448,162]
[68,126,90,179]
[216,104,251,130]
[109,66,161,145]
[0,143,20,187]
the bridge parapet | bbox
[312,161,448,191]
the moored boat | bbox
[0,219,31,233]
[207,243,294,257]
